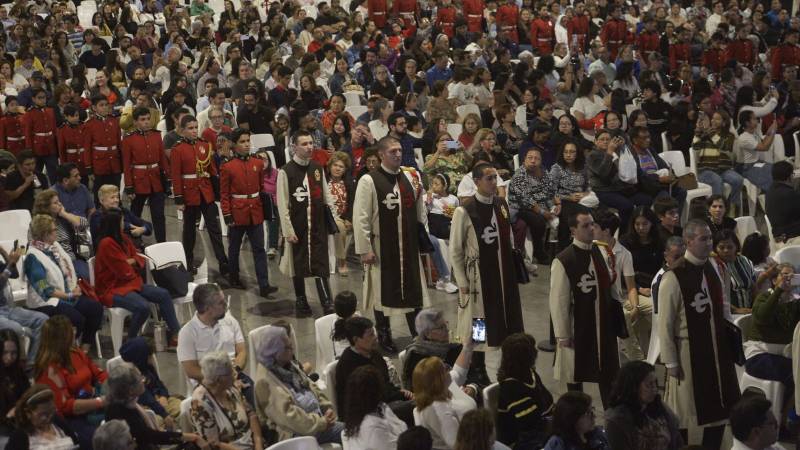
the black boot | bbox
[377,326,398,354]
[259,285,278,297]
[315,277,334,315]
[469,351,491,386]
[295,296,312,318]
[320,297,334,315]
[228,273,245,290]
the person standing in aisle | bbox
[220,128,278,298]
[22,87,58,185]
[84,95,122,204]
[277,131,336,317]
[121,107,170,243]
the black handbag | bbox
[511,249,530,284]
[418,224,435,253]
[608,299,629,339]
[725,319,746,366]
[261,193,275,221]
[324,206,339,234]
[150,262,192,298]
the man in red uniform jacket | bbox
[368,0,388,28]
[531,5,554,56]
[496,0,519,43]
[121,107,170,243]
[727,26,756,68]
[637,16,661,63]
[57,105,89,187]
[220,128,278,298]
[567,3,590,53]
[393,0,418,33]
[0,97,25,157]
[771,29,800,80]
[21,88,58,185]
[669,27,692,73]
[83,95,122,203]
[434,0,457,38]
[600,5,629,60]
[703,33,728,75]
[170,115,229,275]
[462,0,484,33]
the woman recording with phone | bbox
[423,131,473,195]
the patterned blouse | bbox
[329,179,348,217]
[424,151,473,195]
[548,163,589,199]
[508,167,556,217]
[727,254,757,310]
[494,124,526,159]
[191,385,254,450]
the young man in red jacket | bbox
[496,0,519,43]
[531,4,554,56]
[121,107,170,243]
[0,96,26,157]
[57,105,89,187]
[600,5,630,60]
[22,88,58,185]
[83,95,122,204]
[170,115,230,275]
[434,0,457,38]
[220,128,278,298]
[568,2,590,53]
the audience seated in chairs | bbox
[95,208,181,344]
[0,245,47,364]
[712,229,758,315]
[397,426,433,450]
[3,150,48,212]
[654,197,683,243]
[253,325,343,445]
[766,160,800,246]
[744,263,800,418]
[729,393,782,450]
[704,195,737,236]
[105,361,209,450]
[0,330,30,445]
[454,408,512,450]
[33,189,91,280]
[34,316,107,450]
[542,391,610,450]
[52,163,94,219]
[119,337,183,424]
[402,308,486,395]
[619,206,664,298]
[23,214,104,355]
[190,351,264,450]
[327,151,356,277]
[92,419,134,450]
[741,233,780,297]
[424,174,459,294]
[342,365,409,450]
[549,140,596,250]
[6,384,79,450]
[330,291,358,361]
[509,146,558,265]
[605,361,683,450]
[496,333,553,450]
[89,184,152,248]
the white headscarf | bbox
[555,14,569,45]
[254,325,289,368]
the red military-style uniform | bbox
[0,112,25,156]
[669,42,691,73]
[170,138,216,206]
[703,47,727,74]
[771,43,800,80]
[600,18,629,60]
[567,15,590,52]
[393,0,418,33]
[435,5,457,38]
[122,129,170,195]
[531,17,554,56]
[462,0,484,33]
[368,0,388,28]
[84,114,122,176]
[57,123,88,174]
[727,38,755,67]
[496,3,519,42]
[220,155,265,226]
[21,107,57,157]
[637,30,660,62]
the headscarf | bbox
[255,326,312,394]
[555,14,569,45]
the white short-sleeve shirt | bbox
[177,312,245,364]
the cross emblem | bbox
[691,287,711,314]
[382,190,401,210]
[578,264,597,294]
[481,215,499,244]
[293,186,309,202]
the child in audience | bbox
[426,173,459,240]
[654,197,682,244]
[331,291,358,360]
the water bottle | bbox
[153,321,167,352]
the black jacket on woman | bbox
[105,403,183,450]
[6,415,78,450]
[604,402,683,450]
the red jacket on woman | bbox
[36,348,107,416]
[95,235,145,306]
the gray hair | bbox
[254,326,289,368]
[665,236,686,252]
[683,219,710,240]
[93,420,132,450]
[193,283,222,313]
[415,308,444,338]
[200,351,233,385]
[105,362,141,406]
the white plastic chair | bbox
[323,360,338,413]
[414,148,424,169]
[690,148,737,212]
[735,315,785,420]
[314,314,338,372]
[513,154,520,171]
[446,123,463,139]
[178,397,193,432]
[198,202,228,237]
[89,257,134,358]
[456,104,480,122]
[483,382,500,420]
[515,105,528,133]
[106,355,124,372]
[0,209,31,245]
[759,134,787,164]
[250,133,275,151]
[774,245,800,269]
[734,216,758,245]
[765,215,779,255]
[344,105,367,119]
[266,436,320,450]
[661,131,671,152]
[397,349,408,385]
[658,151,713,225]
[343,92,361,107]
[144,242,198,324]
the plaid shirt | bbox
[508,166,556,218]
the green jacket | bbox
[747,287,800,344]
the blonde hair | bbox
[327,151,352,172]
[29,214,55,241]
[412,356,452,410]
[468,128,496,154]
[32,189,58,216]
[97,184,119,202]
[460,113,482,131]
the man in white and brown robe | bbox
[353,135,427,353]
[658,219,741,448]
[550,208,623,407]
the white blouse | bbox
[342,404,408,450]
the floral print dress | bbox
[191,385,254,450]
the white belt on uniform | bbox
[232,193,259,199]
[133,163,159,169]
[65,148,84,154]
[182,174,199,179]
[93,145,118,151]
[33,132,52,137]
[468,14,481,18]
[372,11,385,15]
[537,38,551,41]
[6,136,23,141]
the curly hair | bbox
[497,333,537,384]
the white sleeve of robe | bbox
[353,175,376,255]
[549,258,572,340]
[658,271,682,368]
[276,169,295,239]
[450,206,469,291]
